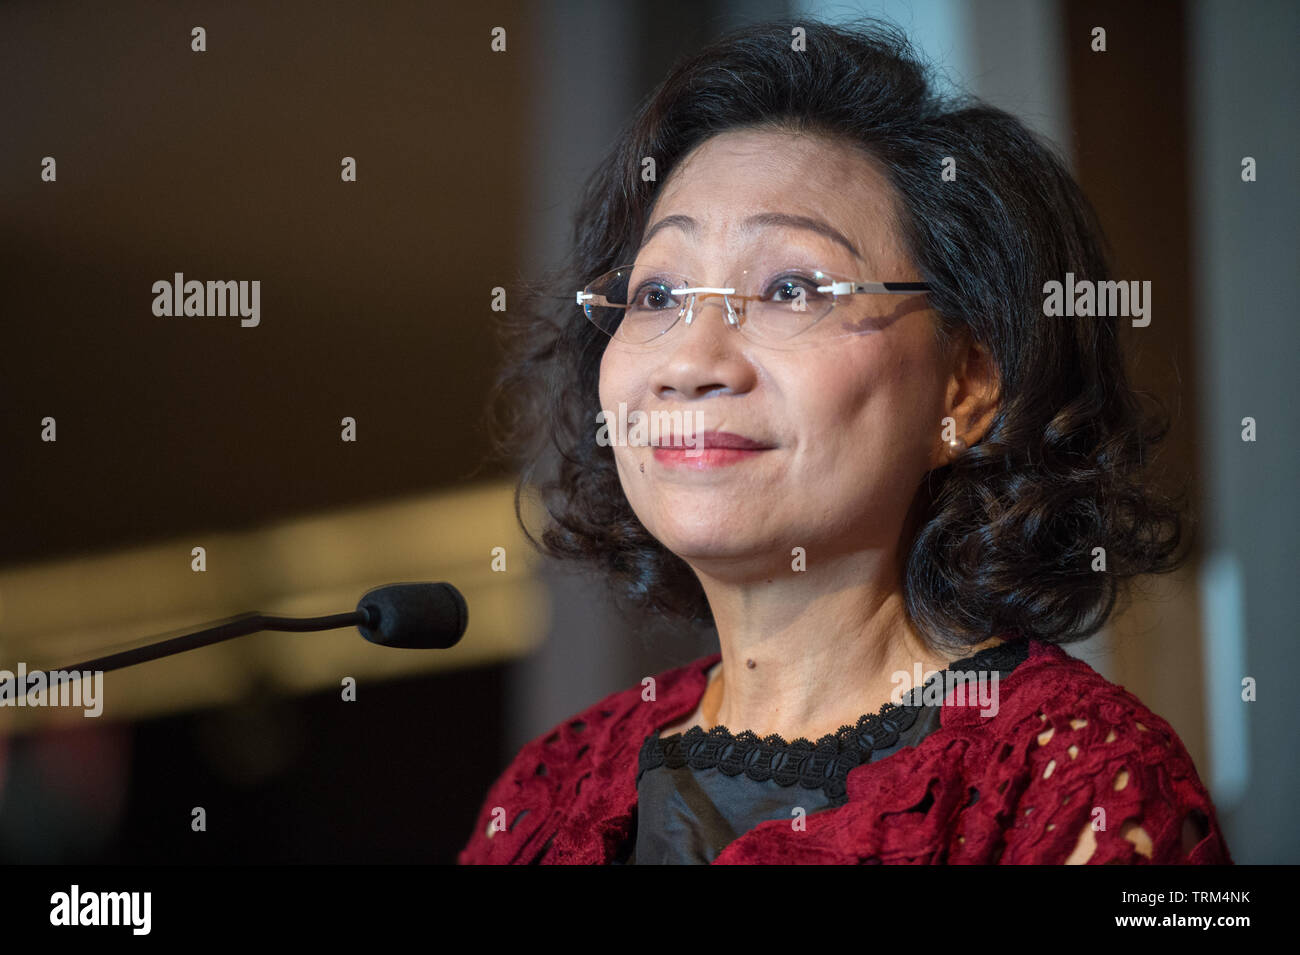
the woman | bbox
[460,18,1231,864]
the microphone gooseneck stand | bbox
[55,609,374,675]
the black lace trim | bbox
[638,637,1030,804]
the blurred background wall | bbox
[0,0,1294,863]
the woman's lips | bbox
[651,431,772,469]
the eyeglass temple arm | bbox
[818,281,931,294]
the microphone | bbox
[45,582,469,675]
[355,582,468,649]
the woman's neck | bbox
[686,559,995,743]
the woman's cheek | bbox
[596,341,627,412]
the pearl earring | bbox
[946,436,968,458]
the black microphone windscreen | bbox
[355,582,468,649]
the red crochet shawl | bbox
[458,637,1232,864]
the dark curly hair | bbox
[490,16,1190,653]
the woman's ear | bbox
[934,330,1001,467]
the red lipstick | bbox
[651,431,772,469]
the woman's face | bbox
[598,127,954,579]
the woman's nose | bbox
[650,295,756,400]
[682,290,741,329]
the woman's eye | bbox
[767,275,819,302]
[633,284,675,309]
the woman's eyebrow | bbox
[639,212,863,261]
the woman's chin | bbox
[652,525,786,571]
